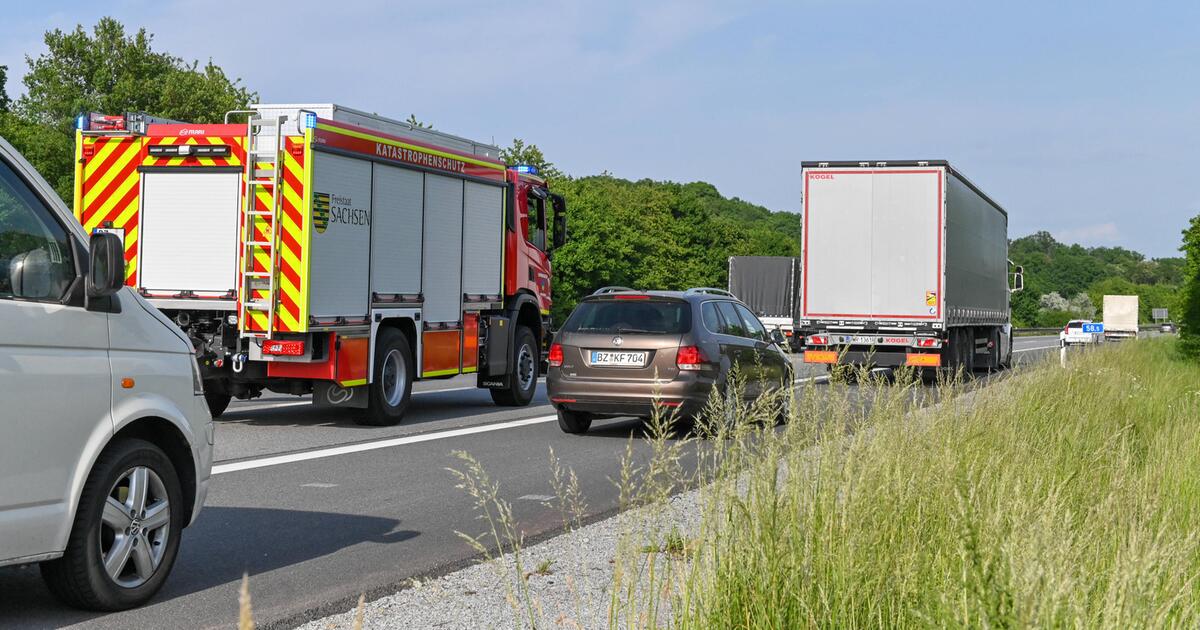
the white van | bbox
[0,137,213,610]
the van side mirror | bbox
[550,194,567,250]
[87,232,124,298]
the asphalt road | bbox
[0,336,1063,629]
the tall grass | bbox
[449,338,1200,628]
[677,339,1200,628]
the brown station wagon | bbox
[546,287,793,434]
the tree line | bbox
[2,18,1198,355]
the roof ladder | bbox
[236,115,286,340]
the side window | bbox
[525,193,546,251]
[701,301,722,333]
[734,304,768,341]
[0,159,76,302]
[715,301,748,337]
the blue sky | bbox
[2,1,1197,257]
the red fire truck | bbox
[74,104,565,424]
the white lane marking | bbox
[1014,345,1059,353]
[518,494,555,502]
[301,483,338,488]
[212,415,558,476]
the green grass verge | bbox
[682,338,1200,628]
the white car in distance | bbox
[1060,320,1101,346]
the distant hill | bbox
[1008,231,1182,326]
[549,177,1182,328]
[549,176,800,321]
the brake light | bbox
[548,343,564,367]
[262,340,305,356]
[1064,325,1069,333]
[612,294,650,300]
[676,345,707,371]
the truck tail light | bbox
[676,345,707,371]
[548,343,564,367]
[807,335,829,346]
[913,337,942,348]
[263,340,305,356]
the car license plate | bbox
[590,351,647,367]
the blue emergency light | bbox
[75,114,88,131]
[513,165,539,175]
[302,112,317,130]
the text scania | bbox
[375,142,466,174]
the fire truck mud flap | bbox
[478,315,512,389]
[314,382,369,409]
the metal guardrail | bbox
[1013,325,1166,335]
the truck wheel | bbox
[40,439,184,611]
[360,328,413,426]
[490,325,538,407]
[557,409,592,434]
[203,392,231,418]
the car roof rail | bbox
[592,286,638,295]
[686,287,735,298]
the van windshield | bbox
[562,300,691,335]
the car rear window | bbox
[561,299,692,334]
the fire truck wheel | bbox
[203,392,231,419]
[489,325,538,407]
[361,328,413,426]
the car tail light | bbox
[548,343,564,367]
[676,345,707,370]
[262,340,305,356]
[1064,325,1069,333]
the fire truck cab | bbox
[74,104,565,425]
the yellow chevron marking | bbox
[84,143,140,207]
[84,174,139,231]
[112,201,139,229]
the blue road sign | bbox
[1082,323,1104,334]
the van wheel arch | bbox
[110,418,197,526]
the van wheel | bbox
[490,325,538,407]
[203,392,231,418]
[360,328,413,426]
[40,439,183,611]
[557,409,592,434]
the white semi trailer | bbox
[798,160,1023,375]
[1102,295,1139,341]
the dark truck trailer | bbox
[727,256,801,350]
[797,160,1023,375]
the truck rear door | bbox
[802,167,944,322]
[139,170,241,298]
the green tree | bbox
[500,138,562,180]
[1178,213,1200,358]
[0,65,11,113]
[4,17,255,203]
[405,114,431,129]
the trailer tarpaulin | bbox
[727,256,800,319]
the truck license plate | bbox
[590,351,647,367]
